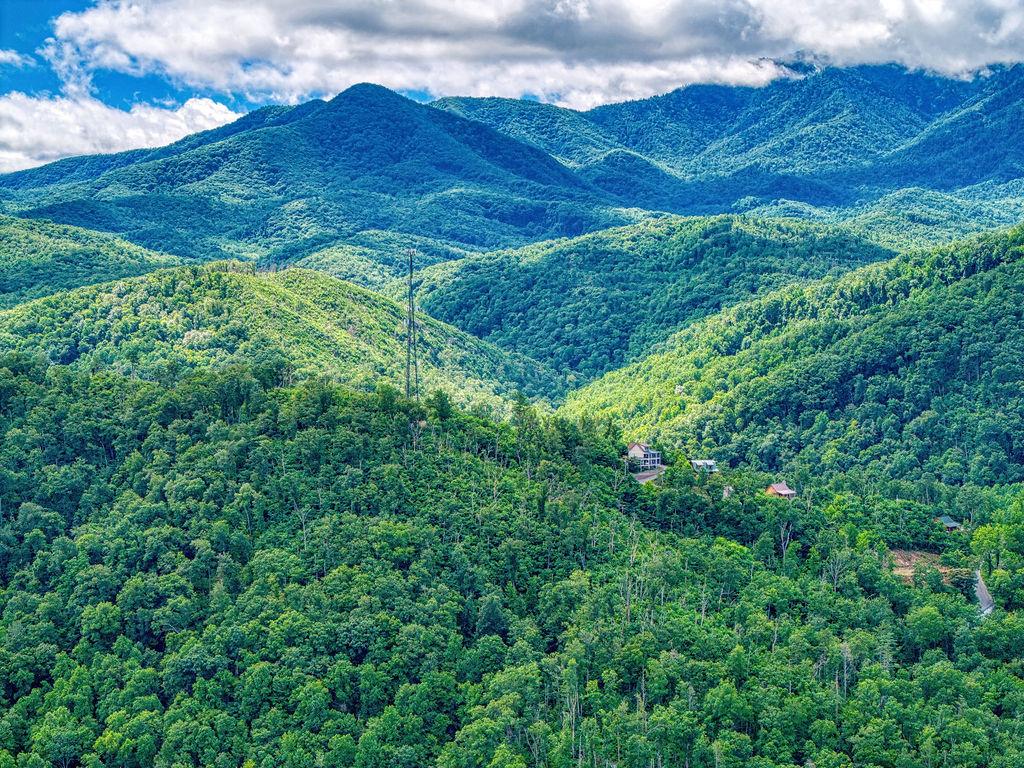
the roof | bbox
[937,515,962,528]
[627,441,650,451]
[767,481,795,495]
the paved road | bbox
[975,570,995,617]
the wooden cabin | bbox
[765,481,797,500]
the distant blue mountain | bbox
[437,64,1024,241]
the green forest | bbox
[3,61,1024,768]
[0,217,180,309]
[415,216,892,383]
[0,263,562,409]
[4,356,1024,768]
[563,225,1024,489]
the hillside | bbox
[0,84,624,270]
[415,216,893,383]
[3,353,1024,767]
[0,263,563,406]
[435,65,1024,247]
[0,215,180,308]
[280,230,476,292]
[431,96,620,166]
[1,66,1023,277]
[746,187,1024,249]
[562,225,1024,488]
[586,66,975,178]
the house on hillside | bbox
[765,481,797,500]
[936,515,963,532]
[627,442,662,471]
[690,459,719,473]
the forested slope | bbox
[0,215,180,308]
[2,355,1024,767]
[3,65,1024,280]
[0,84,624,269]
[416,216,892,383]
[436,65,1024,248]
[563,225,1024,487]
[0,263,563,406]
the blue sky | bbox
[2,0,1023,172]
[0,0,257,110]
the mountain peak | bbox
[331,82,406,104]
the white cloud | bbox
[0,49,34,68]
[0,93,241,172]
[4,0,1024,171]
[39,0,1024,108]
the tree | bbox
[476,595,508,639]
[31,708,93,768]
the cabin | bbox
[690,459,719,474]
[765,481,797,500]
[936,514,963,532]
[627,442,662,471]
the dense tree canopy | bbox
[0,263,563,409]
[1,354,1023,768]
[416,216,891,384]
[564,225,1024,488]
[0,216,180,309]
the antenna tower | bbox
[405,249,420,400]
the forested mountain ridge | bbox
[414,215,894,383]
[433,65,1011,182]
[0,84,627,269]
[3,352,1024,768]
[430,96,623,167]
[0,263,564,406]
[0,215,180,308]
[434,65,1024,247]
[584,66,979,177]
[2,65,1024,287]
[562,224,1024,488]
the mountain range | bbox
[5,62,1024,768]
[3,64,1024,285]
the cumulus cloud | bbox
[39,0,1024,108]
[4,0,1024,171]
[0,49,34,68]
[0,93,241,172]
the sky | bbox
[1,0,1024,172]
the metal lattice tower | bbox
[405,249,420,401]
